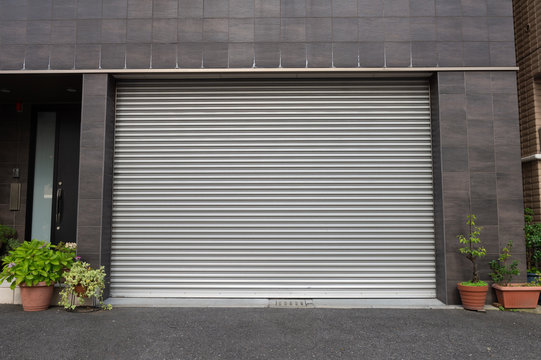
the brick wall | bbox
[514,0,541,218]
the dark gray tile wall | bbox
[77,74,114,275]
[0,106,30,240]
[0,0,516,70]
[435,71,525,304]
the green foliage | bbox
[489,240,520,286]
[6,238,20,251]
[458,215,486,258]
[460,280,488,287]
[59,261,112,311]
[498,306,518,312]
[0,225,16,243]
[0,240,75,289]
[524,208,541,271]
[0,225,18,259]
[457,214,487,283]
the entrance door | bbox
[28,105,80,245]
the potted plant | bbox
[524,208,541,284]
[489,240,541,309]
[457,214,488,311]
[59,260,112,311]
[0,239,75,311]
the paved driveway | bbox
[0,306,540,359]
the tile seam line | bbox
[0,67,519,75]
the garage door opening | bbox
[111,79,435,298]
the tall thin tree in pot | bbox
[457,214,488,311]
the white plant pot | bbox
[0,280,15,304]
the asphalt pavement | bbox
[1,305,540,359]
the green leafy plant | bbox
[457,214,487,285]
[59,261,112,310]
[489,240,520,286]
[524,208,541,272]
[0,239,76,289]
[0,225,19,260]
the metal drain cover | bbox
[269,299,314,308]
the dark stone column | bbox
[76,74,115,297]
[435,71,525,304]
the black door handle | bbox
[55,187,63,226]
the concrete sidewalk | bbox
[1,305,540,360]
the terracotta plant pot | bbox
[19,281,54,312]
[457,283,488,311]
[492,283,541,309]
[74,284,87,297]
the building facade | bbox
[0,0,525,305]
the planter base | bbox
[457,283,488,311]
[492,284,541,309]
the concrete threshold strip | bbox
[106,298,461,309]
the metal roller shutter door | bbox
[111,80,435,298]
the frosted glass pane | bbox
[31,112,56,242]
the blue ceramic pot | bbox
[527,273,541,304]
[527,272,541,283]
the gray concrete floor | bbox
[1,305,540,360]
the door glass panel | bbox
[31,112,56,242]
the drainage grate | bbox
[269,299,314,308]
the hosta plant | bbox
[59,261,112,310]
[0,239,75,289]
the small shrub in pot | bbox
[456,214,488,311]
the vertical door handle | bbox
[55,188,63,226]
